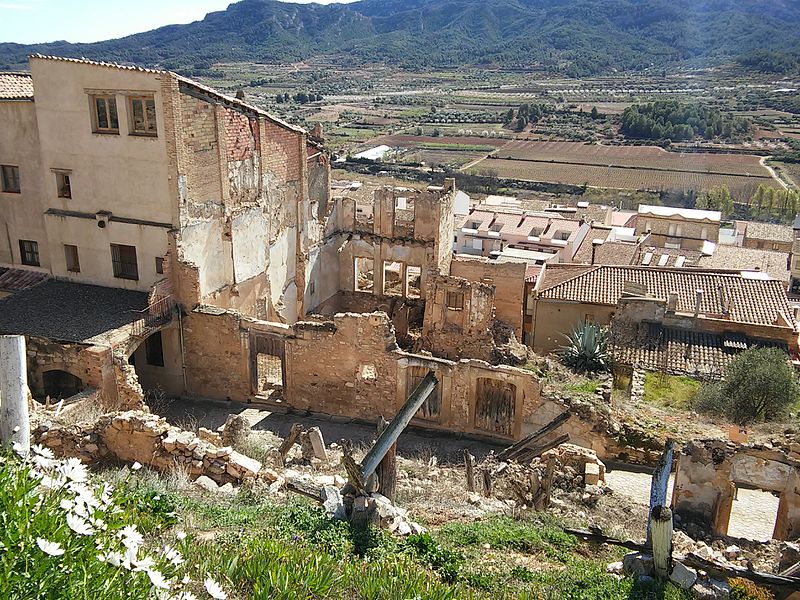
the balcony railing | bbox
[131,294,175,338]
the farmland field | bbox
[466,140,781,197]
[494,140,771,176]
[371,134,511,148]
[471,158,779,198]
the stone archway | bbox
[42,369,84,400]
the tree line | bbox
[621,101,751,142]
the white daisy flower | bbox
[204,578,227,599]
[118,524,144,549]
[66,513,94,536]
[175,531,187,541]
[132,554,156,572]
[58,458,88,483]
[176,593,198,600]
[59,499,74,511]
[102,550,124,567]
[36,538,64,557]
[147,569,170,589]
[131,462,143,471]
[32,444,55,459]
[162,545,184,566]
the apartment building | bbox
[634,205,721,251]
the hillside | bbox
[1,0,800,75]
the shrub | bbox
[693,347,799,424]
[559,322,610,373]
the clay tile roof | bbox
[0,267,48,292]
[0,72,33,100]
[29,53,166,74]
[539,265,795,327]
[743,221,794,243]
[697,245,790,283]
[611,323,788,378]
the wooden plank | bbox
[496,411,571,462]
[562,528,648,552]
[278,423,303,460]
[515,433,570,463]
[464,449,476,493]
[683,553,800,590]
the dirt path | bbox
[605,468,779,541]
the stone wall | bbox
[672,440,800,540]
[33,410,263,485]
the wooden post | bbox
[482,469,493,497]
[0,335,29,456]
[464,449,476,493]
[651,505,673,581]
[278,423,303,461]
[496,411,571,462]
[647,440,673,545]
[375,417,397,502]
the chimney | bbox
[667,291,678,313]
[694,288,704,318]
[591,239,603,265]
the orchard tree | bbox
[695,186,734,217]
[694,347,799,424]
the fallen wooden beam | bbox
[515,433,570,463]
[496,411,571,462]
[285,481,323,503]
[278,423,303,460]
[563,528,647,552]
[683,553,800,591]
[359,371,438,482]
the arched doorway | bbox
[42,369,84,400]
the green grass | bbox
[415,142,496,152]
[643,372,701,411]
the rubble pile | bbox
[33,410,265,486]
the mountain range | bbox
[2,0,800,76]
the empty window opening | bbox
[42,370,84,401]
[19,239,39,267]
[145,331,164,367]
[727,484,780,542]
[64,244,80,273]
[354,257,374,293]
[383,261,403,296]
[446,291,464,311]
[252,335,285,401]
[155,256,164,275]
[111,244,139,280]
[2,165,20,193]
[406,265,421,299]
[410,366,441,420]
[91,94,119,133]
[128,95,157,136]
[56,172,71,198]
[394,196,415,236]
[474,378,516,436]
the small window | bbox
[111,244,138,280]
[91,95,119,133]
[155,256,164,275]
[585,313,595,324]
[64,244,80,273]
[56,172,71,198]
[446,291,464,310]
[471,238,482,250]
[309,279,315,295]
[145,332,164,367]
[19,240,39,266]
[128,96,157,135]
[1,165,20,193]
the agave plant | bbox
[559,322,609,373]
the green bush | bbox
[693,347,799,424]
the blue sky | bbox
[0,0,352,44]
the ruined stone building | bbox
[1,56,616,449]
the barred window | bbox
[111,244,138,280]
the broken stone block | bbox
[669,562,697,590]
[193,475,219,493]
[307,427,328,461]
[722,545,741,560]
[606,561,624,575]
[228,451,261,478]
[219,483,235,495]
[622,552,654,578]
[320,485,346,520]
[691,578,730,600]
[222,414,250,448]
[584,462,600,486]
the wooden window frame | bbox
[446,291,464,311]
[110,243,139,281]
[90,94,119,134]
[127,95,158,136]
[19,239,39,267]
[64,244,80,273]
[1,165,20,193]
[155,256,164,275]
[56,172,72,198]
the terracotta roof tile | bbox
[0,267,48,292]
[539,265,795,327]
[0,72,33,100]
[697,245,790,283]
[743,221,794,243]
